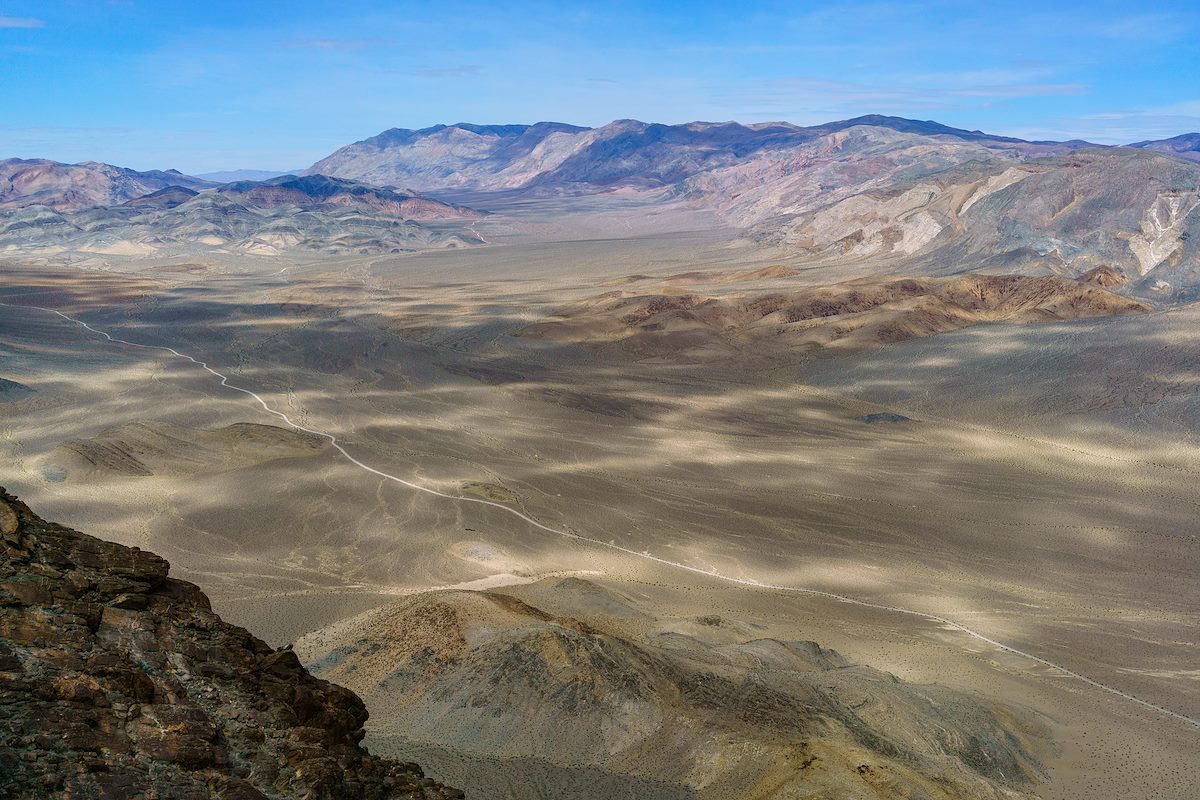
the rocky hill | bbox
[0,158,215,211]
[0,487,460,800]
[298,579,1048,800]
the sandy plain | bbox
[0,196,1196,798]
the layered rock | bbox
[0,488,460,800]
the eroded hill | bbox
[298,577,1049,800]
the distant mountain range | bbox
[2,116,1197,290]
[302,115,1109,192]
[1128,132,1200,163]
[303,116,1200,299]
[0,158,215,211]
[0,170,482,256]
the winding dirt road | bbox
[4,299,1197,731]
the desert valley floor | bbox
[2,195,1197,799]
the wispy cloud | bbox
[719,77,938,122]
[943,82,1086,98]
[0,16,43,28]
[1005,100,1200,144]
[1086,12,1190,42]
[1082,99,1200,124]
[720,72,1085,122]
[293,38,379,50]
[893,66,1089,98]
[413,65,484,78]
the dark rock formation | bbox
[0,487,461,800]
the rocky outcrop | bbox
[515,273,1151,364]
[1080,265,1127,288]
[0,488,461,800]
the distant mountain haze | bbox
[195,169,298,183]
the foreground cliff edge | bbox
[0,488,460,800]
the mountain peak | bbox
[820,114,1029,143]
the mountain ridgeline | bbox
[303,115,1083,191]
[304,116,1200,301]
[0,158,216,211]
[2,115,1199,296]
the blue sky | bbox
[1,1,1198,173]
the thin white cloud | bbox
[1087,12,1190,42]
[293,38,380,50]
[413,65,484,78]
[1006,101,1200,144]
[720,73,1086,120]
[0,16,43,28]
[943,83,1086,98]
[1080,99,1200,124]
[891,66,1088,98]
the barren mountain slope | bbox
[749,147,1200,301]
[304,116,1074,194]
[305,122,591,190]
[298,577,1047,800]
[303,119,1200,299]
